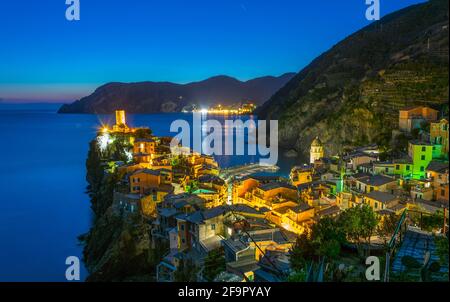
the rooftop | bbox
[132,168,160,176]
[364,191,398,203]
[358,175,396,186]
[409,140,433,146]
[427,161,449,173]
[259,182,296,192]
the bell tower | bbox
[310,136,324,164]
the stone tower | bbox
[310,136,324,164]
[115,110,126,126]
[112,110,130,132]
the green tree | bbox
[134,128,153,139]
[434,235,449,267]
[421,210,446,232]
[203,248,226,281]
[289,217,346,281]
[289,230,315,271]
[311,217,346,260]
[174,258,198,282]
[376,213,399,247]
[338,205,379,256]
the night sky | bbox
[0,0,425,102]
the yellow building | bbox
[354,174,397,194]
[336,191,353,209]
[232,177,260,204]
[362,191,400,212]
[310,137,324,164]
[290,165,314,186]
[251,182,298,209]
[430,119,449,158]
[266,202,315,235]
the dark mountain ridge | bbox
[58,73,295,114]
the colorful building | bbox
[408,140,435,180]
[266,202,315,235]
[290,165,314,186]
[426,161,449,203]
[399,106,439,133]
[129,168,173,194]
[430,119,449,159]
[232,177,261,204]
[252,182,299,209]
[133,138,156,162]
[354,174,398,194]
[362,191,401,212]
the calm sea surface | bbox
[0,103,304,281]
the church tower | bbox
[310,136,324,164]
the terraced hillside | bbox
[257,0,449,157]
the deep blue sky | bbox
[0,0,425,102]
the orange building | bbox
[133,138,157,164]
[232,177,260,204]
[399,106,439,133]
[252,182,298,209]
[130,168,173,194]
[426,161,449,204]
[266,202,315,235]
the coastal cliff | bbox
[81,139,166,281]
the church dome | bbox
[311,136,323,147]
